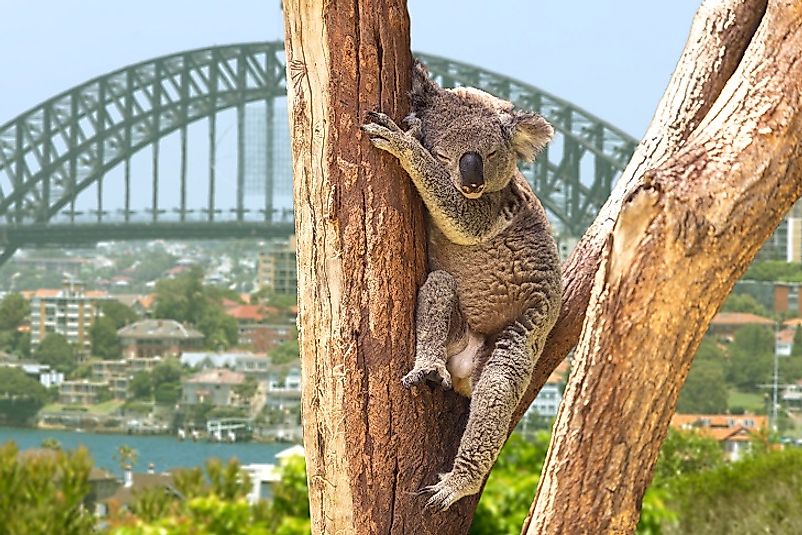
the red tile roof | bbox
[671,413,767,443]
[225,304,267,322]
[711,312,774,326]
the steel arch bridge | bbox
[0,41,637,265]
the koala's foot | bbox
[402,362,452,390]
[419,471,481,512]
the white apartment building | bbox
[29,280,109,351]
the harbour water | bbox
[0,426,289,476]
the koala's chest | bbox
[428,225,549,335]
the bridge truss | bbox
[0,42,636,265]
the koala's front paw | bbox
[361,111,414,160]
[419,471,481,512]
[403,114,423,139]
[402,363,452,390]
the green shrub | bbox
[0,442,95,534]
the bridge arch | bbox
[0,42,636,263]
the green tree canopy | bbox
[251,288,297,310]
[270,338,300,365]
[726,325,774,390]
[0,292,32,356]
[651,428,725,483]
[665,449,802,534]
[151,358,182,387]
[721,293,769,316]
[100,300,139,328]
[153,382,181,405]
[34,333,78,374]
[677,358,729,414]
[0,367,49,424]
[470,432,550,534]
[153,267,238,349]
[0,292,29,331]
[744,260,802,282]
[129,371,152,400]
[152,359,183,405]
[677,338,728,414]
[90,316,122,359]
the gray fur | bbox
[362,61,562,511]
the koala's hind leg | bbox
[422,307,549,511]
[403,270,468,390]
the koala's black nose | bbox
[459,151,484,194]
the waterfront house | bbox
[100,468,180,518]
[181,368,247,407]
[0,362,64,388]
[90,359,130,400]
[671,413,768,461]
[264,366,302,421]
[91,360,128,380]
[235,353,271,375]
[59,379,109,405]
[118,319,203,359]
[181,351,255,369]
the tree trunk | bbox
[524,0,802,532]
[283,2,475,533]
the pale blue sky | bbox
[0,1,701,137]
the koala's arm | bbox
[362,112,506,245]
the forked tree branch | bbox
[524,0,802,532]
[514,0,768,425]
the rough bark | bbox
[524,1,802,533]
[283,2,474,533]
[514,0,768,425]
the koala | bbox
[362,62,562,511]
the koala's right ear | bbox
[503,111,554,162]
[411,60,439,115]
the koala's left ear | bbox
[502,111,554,162]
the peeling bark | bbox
[283,2,475,533]
[524,1,802,533]
[515,0,769,426]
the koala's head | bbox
[410,61,554,199]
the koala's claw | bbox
[366,111,402,132]
[361,121,404,153]
[402,364,452,390]
[419,473,467,512]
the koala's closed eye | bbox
[433,150,451,163]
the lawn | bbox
[728,389,767,413]
[40,400,124,415]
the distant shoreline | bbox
[0,426,291,474]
